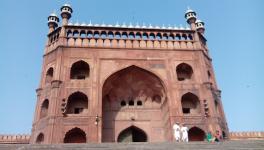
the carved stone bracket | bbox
[51,80,63,88]
[35,88,43,96]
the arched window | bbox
[176,63,193,81]
[129,32,135,39]
[108,31,114,39]
[149,33,155,40]
[80,30,86,38]
[129,100,134,106]
[122,32,128,39]
[87,31,93,38]
[115,32,121,39]
[36,133,44,144]
[45,67,53,83]
[121,100,126,107]
[66,92,88,115]
[188,127,205,141]
[181,93,200,115]
[40,99,49,119]
[64,128,86,143]
[70,61,90,79]
[117,126,147,142]
[156,33,162,40]
[137,101,143,106]
[142,33,148,40]
[101,31,107,39]
[152,95,161,103]
[135,32,141,39]
[94,31,99,38]
[73,30,79,38]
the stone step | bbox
[0,140,263,150]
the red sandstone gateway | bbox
[30,4,229,144]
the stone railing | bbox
[0,134,30,144]
[229,132,264,140]
[46,25,197,53]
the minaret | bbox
[60,4,73,26]
[184,7,197,30]
[47,12,59,33]
[195,19,205,34]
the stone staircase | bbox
[0,140,263,150]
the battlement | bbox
[0,134,30,144]
[229,132,264,140]
[46,24,208,54]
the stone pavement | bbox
[0,140,263,150]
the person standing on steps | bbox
[173,122,181,142]
[181,123,189,142]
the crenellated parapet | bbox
[45,5,209,55]
[229,132,264,140]
[0,134,30,144]
[46,25,201,54]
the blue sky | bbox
[0,0,263,134]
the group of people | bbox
[206,130,223,143]
[172,122,189,142]
[173,122,223,143]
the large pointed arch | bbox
[65,91,88,115]
[64,127,86,143]
[181,92,201,115]
[70,60,90,79]
[102,65,168,142]
[117,126,147,142]
[188,126,205,141]
[102,65,166,100]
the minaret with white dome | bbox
[60,4,73,26]
[195,19,205,34]
[47,12,59,33]
[185,7,197,30]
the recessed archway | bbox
[117,126,147,142]
[36,133,44,144]
[188,127,205,141]
[70,60,90,79]
[102,65,167,142]
[40,99,49,119]
[181,92,201,115]
[64,128,86,143]
[65,92,88,115]
[176,63,193,81]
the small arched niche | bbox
[64,128,86,143]
[40,99,49,119]
[70,60,90,80]
[45,67,54,83]
[176,63,193,81]
[36,133,44,144]
[117,126,147,142]
[65,92,88,115]
[188,127,205,141]
[181,92,201,115]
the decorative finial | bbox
[142,22,146,28]
[135,22,140,28]
[122,22,127,27]
[162,24,166,29]
[88,20,92,26]
[115,21,120,27]
[129,22,133,28]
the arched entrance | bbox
[36,133,44,144]
[117,126,147,142]
[188,127,205,141]
[102,65,167,142]
[64,128,86,143]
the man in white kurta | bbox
[173,123,181,142]
[181,125,189,142]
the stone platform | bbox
[0,141,264,150]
